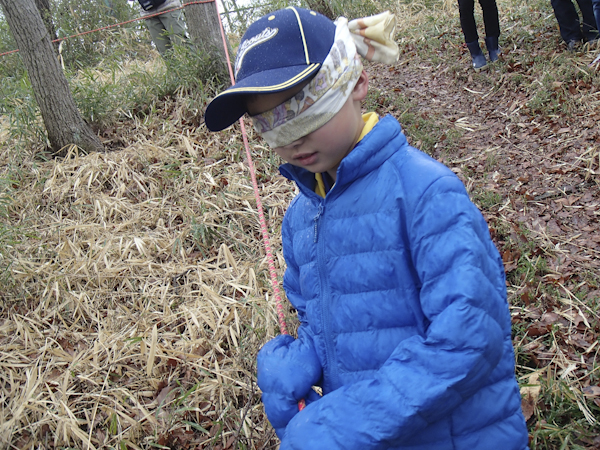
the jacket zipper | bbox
[314,201,340,390]
[313,203,323,243]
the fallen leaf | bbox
[582,385,600,397]
[521,392,537,422]
[520,373,541,422]
[526,323,550,337]
[156,384,176,405]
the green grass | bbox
[472,189,503,209]
[1,43,226,150]
[530,375,600,450]
[364,87,463,155]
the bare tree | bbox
[304,0,335,19]
[183,0,230,78]
[0,0,104,154]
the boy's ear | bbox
[352,70,369,101]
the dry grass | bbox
[0,120,296,449]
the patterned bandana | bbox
[250,12,398,148]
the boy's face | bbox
[246,71,369,181]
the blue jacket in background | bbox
[257,115,529,449]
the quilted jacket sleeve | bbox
[279,175,511,449]
[257,211,323,439]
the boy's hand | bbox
[262,388,321,437]
[258,334,322,438]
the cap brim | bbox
[204,63,321,132]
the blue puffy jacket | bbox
[257,115,529,450]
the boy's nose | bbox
[282,137,305,150]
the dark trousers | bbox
[457,0,500,43]
[592,0,600,32]
[550,0,599,42]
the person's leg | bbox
[550,0,585,43]
[479,0,500,38]
[593,0,600,31]
[458,0,486,69]
[574,0,599,41]
[478,0,501,60]
[158,10,189,51]
[457,0,479,43]
[145,16,170,55]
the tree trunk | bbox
[182,0,230,78]
[33,0,58,49]
[304,0,335,19]
[0,0,104,154]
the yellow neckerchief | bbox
[315,112,379,198]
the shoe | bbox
[566,40,579,52]
[485,36,500,62]
[466,41,487,70]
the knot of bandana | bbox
[348,11,399,65]
[251,11,399,148]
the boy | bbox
[204,7,528,450]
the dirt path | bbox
[366,51,600,284]
[366,51,600,427]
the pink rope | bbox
[214,2,289,336]
[215,6,306,411]
[3,0,304,410]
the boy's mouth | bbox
[294,152,317,166]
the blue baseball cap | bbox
[204,7,336,131]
